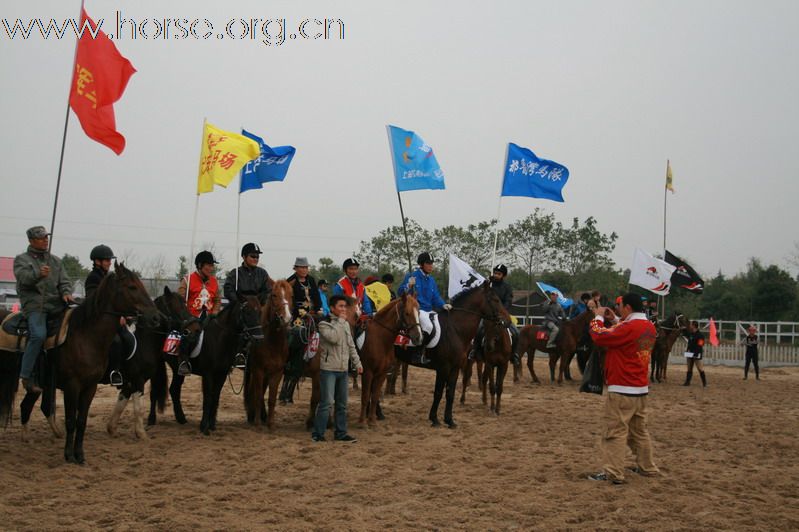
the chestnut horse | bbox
[357,294,423,425]
[0,263,159,464]
[650,312,688,383]
[244,280,293,428]
[460,316,513,415]
[516,310,596,385]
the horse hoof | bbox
[147,416,156,426]
[430,419,441,427]
[446,421,458,429]
[176,416,187,425]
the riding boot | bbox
[285,378,297,404]
[177,356,192,377]
[278,378,292,404]
[682,371,692,386]
[699,371,707,387]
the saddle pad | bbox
[535,329,549,341]
[0,309,73,353]
[418,311,441,349]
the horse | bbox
[385,360,409,395]
[243,280,293,429]
[460,316,513,415]
[147,295,263,434]
[0,262,160,465]
[650,312,688,383]
[516,310,596,385]
[357,294,423,426]
[107,286,203,439]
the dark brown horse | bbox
[0,263,159,464]
[517,310,596,385]
[244,280,293,429]
[357,294,423,426]
[650,312,688,383]
[460,316,513,415]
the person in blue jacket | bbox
[398,252,451,312]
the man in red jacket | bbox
[587,293,660,484]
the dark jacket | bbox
[14,246,72,315]
[224,264,271,305]
[686,330,705,359]
[490,280,514,313]
[544,300,565,323]
[84,266,106,299]
[286,273,322,315]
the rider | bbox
[177,251,221,375]
[280,257,324,404]
[543,290,565,349]
[472,264,520,365]
[85,244,133,387]
[333,258,373,319]
[317,279,330,316]
[569,292,591,318]
[224,243,273,367]
[14,226,74,394]
[398,252,452,365]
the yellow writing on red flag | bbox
[197,123,260,194]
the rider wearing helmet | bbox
[179,251,221,320]
[472,264,519,365]
[223,243,273,306]
[332,257,374,318]
[85,244,115,298]
[398,252,450,312]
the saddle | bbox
[0,309,73,353]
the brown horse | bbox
[358,294,423,426]
[650,312,688,383]
[517,310,596,385]
[385,360,409,395]
[0,263,159,464]
[244,280,293,428]
[461,317,513,414]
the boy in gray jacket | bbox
[311,295,362,442]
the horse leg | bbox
[200,374,213,435]
[443,368,459,429]
[246,368,263,426]
[549,353,557,383]
[72,384,97,465]
[495,363,507,416]
[359,369,372,425]
[481,363,489,406]
[306,375,320,430]
[352,372,359,391]
[429,371,446,427]
[170,372,187,424]
[563,352,575,381]
[62,383,78,463]
[460,360,472,405]
[372,373,388,424]
[663,356,669,382]
[266,373,281,430]
[401,362,409,394]
[527,351,540,384]
[132,389,148,439]
[557,352,567,385]
[209,372,226,432]
[107,390,130,436]
[385,363,397,396]
[20,390,40,443]
[477,360,485,392]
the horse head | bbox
[104,262,159,327]
[266,280,293,327]
[155,286,203,346]
[238,294,265,341]
[398,293,423,344]
[479,281,511,325]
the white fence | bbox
[668,338,799,367]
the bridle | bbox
[659,313,686,331]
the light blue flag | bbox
[536,281,573,309]
[502,143,569,202]
[239,130,296,193]
[388,125,445,192]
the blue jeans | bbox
[312,370,349,439]
[20,311,47,380]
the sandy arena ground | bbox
[1,359,798,531]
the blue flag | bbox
[388,125,445,192]
[502,143,569,202]
[239,130,296,193]
[536,281,573,309]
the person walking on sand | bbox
[742,325,760,380]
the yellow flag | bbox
[365,282,392,311]
[197,123,260,194]
[665,160,674,193]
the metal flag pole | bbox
[189,117,207,303]
[235,167,242,292]
[661,159,669,318]
[48,0,86,253]
[386,125,412,271]
[490,143,511,271]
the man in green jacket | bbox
[13,226,73,393]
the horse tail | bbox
[0,352,20,427]
[150,357,167,414]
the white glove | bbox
[443,303,453,311]
[408,276,416,287]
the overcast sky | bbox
[2,0,798,281]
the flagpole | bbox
[235,171,242,292]
[661,158,669,318]
[48,0,86,253]
[490,143,510,270]
[386,126,412,271]
[189,117,206,302]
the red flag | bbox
[708,317,720,346]
[68,9,136,154]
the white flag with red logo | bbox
[629,248,677,296]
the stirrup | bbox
[233,353,247,369]
[177,360,192,376]
[109,370,124,387]
[419,354,431,365]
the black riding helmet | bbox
[493,264,508,276]
[195,250,218,269]
[342,257,360,271]
[417,252,434,265]
[90,244,115,261]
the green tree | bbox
[176,255,188,280]
[752,264,797,321]
[552,216,617,276]
[61,253,89,281]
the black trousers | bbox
[744,348,759,377]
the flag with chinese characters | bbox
[239,130,296,193]
[501,143,569,202]
[388,125,445,192]
[197,123,260,194]
[629,248,677,296]
[666,160,674,193]
[68,9,136,155]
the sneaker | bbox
[177,360,192,376]
[335,434,358,443]
[233,353,247,369]
[628,467,658,477]
[109,371,124,387]
[311,434,326,442]
[21,378,42,394]
[587,472,624,484]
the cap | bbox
[615,296,623,305]
[342,257,360,270]
[364,275,379,285]
[26,226,50,240]
[294,257,310,267]
[90,244,116,261]
[241,243,262,257]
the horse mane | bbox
[450,285,482,306]
[70,270,119,329]
[374,297,402,318]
